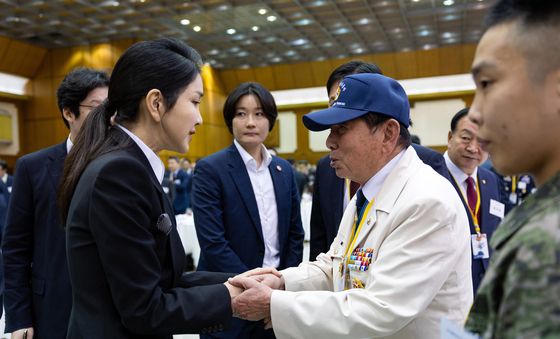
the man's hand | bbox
[231,277,273,321]
[12,328,34,339]
[231,267,285,290]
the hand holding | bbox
[231,277,273,321]
[230,267,284,290]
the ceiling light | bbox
[322,41,334,47]
[229,47,241,53]
[333,27,350,35]
[208,49,219,55]
[226,28,236,35]
[294,18,313,26]
[252,26,259,31]
[267,15,277,22]
[240,64,250,69]
[356,18,370,25]
[417,29,432,37]
[284,50,297,57]
[291,38,308,46]
[258,8,267,15]
[353,48,365,54]
[443,0,454,6]
[264,36,277,43]
[238,51,249,57]
[193,25,201,32]
[180,19,190,25]
[271,57,282,63]
[309,0,326,6]
[412,0,420,2]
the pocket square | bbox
[156,213,173,235]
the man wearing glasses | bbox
[2,68,109,339]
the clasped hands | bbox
[224,267,285,329]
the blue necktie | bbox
[355,189,368,227]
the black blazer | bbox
[309,144,451,260]
[65,130,232,339]
[2,142,71,339]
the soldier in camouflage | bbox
[465,0,560,337]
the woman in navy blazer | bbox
[192,82,305,339]
[58,39,242,339]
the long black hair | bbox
[59,38,202,221]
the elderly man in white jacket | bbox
[230,73,473,339]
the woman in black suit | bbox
[58,38,242,339]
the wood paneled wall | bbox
[0,36,47,78]
[3,39,476,165]
[217,44,476,93]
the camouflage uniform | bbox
[466,171,560,338]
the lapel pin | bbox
[367,218,372,225]
[482,179,486,184]
[276,165,282,171]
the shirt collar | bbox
[234,139,272,171]
[361,149,406,202]
[444,151,478,183]
[117,124,165,184]
[66,136,73,154]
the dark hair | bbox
[411,134,421,145]
[0,159,7,171]
[450,108,470,133]
[326,61,383,93]
[168,156,180,163]
[223,82,277,134]
[59,38,202,221]
[484,0,560,31]
[484,0,560,81]
[56,68,110,129]
[362,113,411,149]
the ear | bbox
[145,89,164,123]
[382,119,400,145]
[447,130,453,144]
[62,107,76,125]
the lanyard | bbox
[345,178,352,201]
[511,175,517,192]
[344,198,375,258]
[451,174,482,234]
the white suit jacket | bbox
[271,147,473,339]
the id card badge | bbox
[509,192,518,204]
[471,233,490,259]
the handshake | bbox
[223,267,285,330]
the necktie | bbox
[349,180,360,199]
[355,189,368,227]
[465,176,477,214]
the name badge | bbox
[489,199,505,219]
[471,234,490,259]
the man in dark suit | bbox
[1,68,109,339]
[309,61,452,260]
[166,156,191,215]
[444,108,504,293]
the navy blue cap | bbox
[303,73,410,131]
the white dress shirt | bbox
[117,125,165,185]
[234,139,280,268]
[444,151,478,197]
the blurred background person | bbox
[2,67,109,339]
[466,0,560,337]
[444,107,503,294]
[192,82,304,339]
